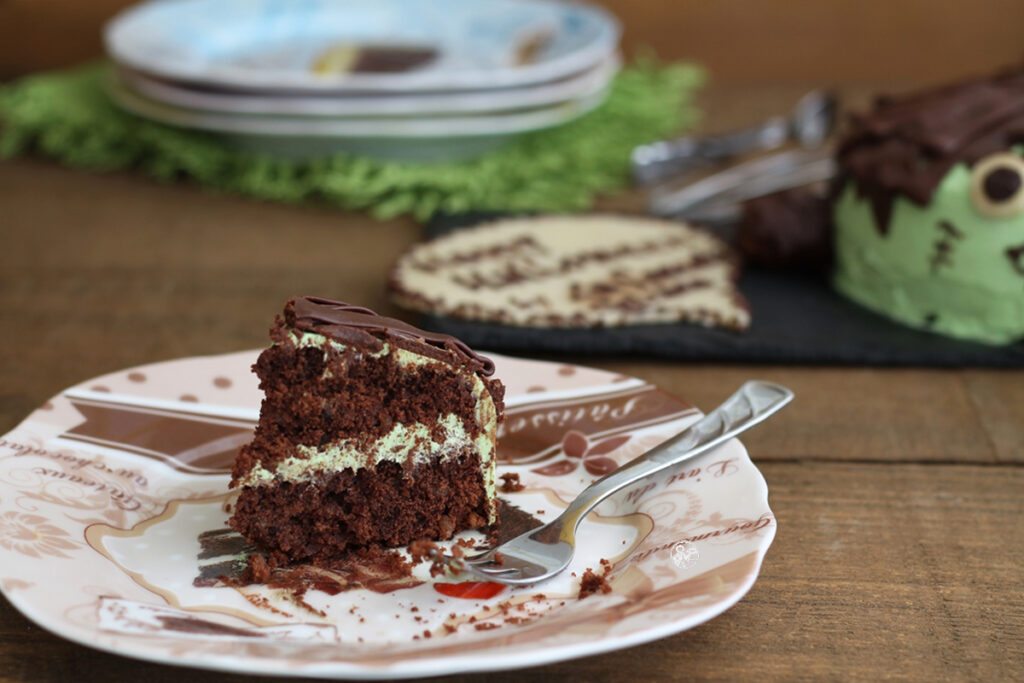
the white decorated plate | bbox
[115,55,619,118]
[104,0,620,93]
[0,351,776,678]
[106,74,609,161]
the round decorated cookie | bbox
[390,215,750,330]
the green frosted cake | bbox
[833,68,1024,345]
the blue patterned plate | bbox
[104,0,619,93]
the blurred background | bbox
[2,0,1022,85]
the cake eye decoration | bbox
[970,152,1024,218]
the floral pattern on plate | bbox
[0,350,775,678]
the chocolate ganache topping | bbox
[837,66,1024,233]
[287,296,496,376]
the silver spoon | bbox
[442,380,793,586]
[631,90,836,186]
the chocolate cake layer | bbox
[230,453,490,565]
[232,339,484,476]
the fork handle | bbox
[557,380,793,534]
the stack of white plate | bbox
[103,0,621,161]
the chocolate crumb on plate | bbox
[499,472,526,493]
[578,559,613,600]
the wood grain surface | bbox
[2,10,1024,680]
[3,0,1024,84]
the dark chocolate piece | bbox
[290,296,496,377]
[983,166,1022,201]
[737,187,834,271]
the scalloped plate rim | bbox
[0,349,777,678]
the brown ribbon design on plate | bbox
[60,383,694,474]
[62,395,255,475]
[498,384,696,465]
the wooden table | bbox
[2,77,1022,681]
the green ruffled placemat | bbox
[0,60,703,220]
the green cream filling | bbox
[239,329,499,521]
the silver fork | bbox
[444,380,794,585]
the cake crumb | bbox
[499,472,525,493]
[408,538,464,577]
[474,622,500,631]
[243,553,274,583]
[578,559,613,600]
[408,539,438,564]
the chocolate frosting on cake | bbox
[838,66,1024,232]
[288,296,496,376]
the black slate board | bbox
[414,213,1024,367]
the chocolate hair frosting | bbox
[837,66,1024,233]
[286,296,496,376]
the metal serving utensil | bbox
[631,89,836,186]
[442,380,793,586]
[648,145,837,222]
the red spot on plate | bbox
[434,581,506,600]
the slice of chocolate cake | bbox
[229,297,504,565]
